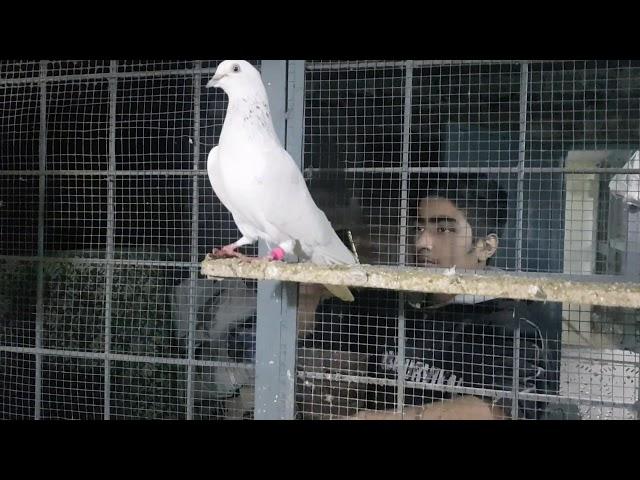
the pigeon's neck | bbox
[227,92,269,114]
[223,93,280,144]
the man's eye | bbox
[416,226,425,233]
[437,227,454,233]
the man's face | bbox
[413,197,490,270]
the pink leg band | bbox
[269,247,285,261]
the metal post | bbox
[104,60,118,419]
[515,62,529,272]
[511,320,521,419]
[186,63,202,420]
[35,60,48,420]
[513,62,529,420]
[396,60,414,413]
[253,60,300,419]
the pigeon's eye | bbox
[232,64,240,73]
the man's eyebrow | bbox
[427,216,458,224]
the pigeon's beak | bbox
[206,73,224,89]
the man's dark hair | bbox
[411,173,508,241]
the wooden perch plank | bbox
[200,256,640,309]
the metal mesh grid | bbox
[47,61,111,77]
[118,61,195,73]
[0,61,40,81]
[297,60,640,420]
[0,260,37,348]
[46,80,110,171]
[1,59,639,420]
[45,176,107,252]
[0,83,39,171]
[0,177,39,255]
[0,352,35,419]
[113,176,193,252]
[108,361,186,420]
[41,355,104,419]
[116,76,194,171]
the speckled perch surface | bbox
[200,256,640,309]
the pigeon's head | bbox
[206,60,264,98]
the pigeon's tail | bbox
[323,284,355,303]
[310,234,358,303]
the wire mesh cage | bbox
[0,60,261,419]
[295,60,640,420]
[1,59,639,420]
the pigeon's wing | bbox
[258,145,356,265]
[207,146,231,209]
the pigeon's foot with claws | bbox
[211,244,249,259]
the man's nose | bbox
[417,231,434,250]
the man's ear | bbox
[475,234,499,262]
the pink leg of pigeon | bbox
[268,247,285,261]
[211,244,286,262]
[237,247,286,262]
[252,246,286,262]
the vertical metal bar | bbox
[35,60,47,420]
[396,60,414,414]
[186,63,202,420]
[398,68,414,264]
[280,60,305,417]
[513,62,528,420]
[254,60,299,420]
[515,62,529,272]
[511,62,529,420]
[104,59,118,419]
[511,320,521,419]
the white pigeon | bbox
[205,60,356,302]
